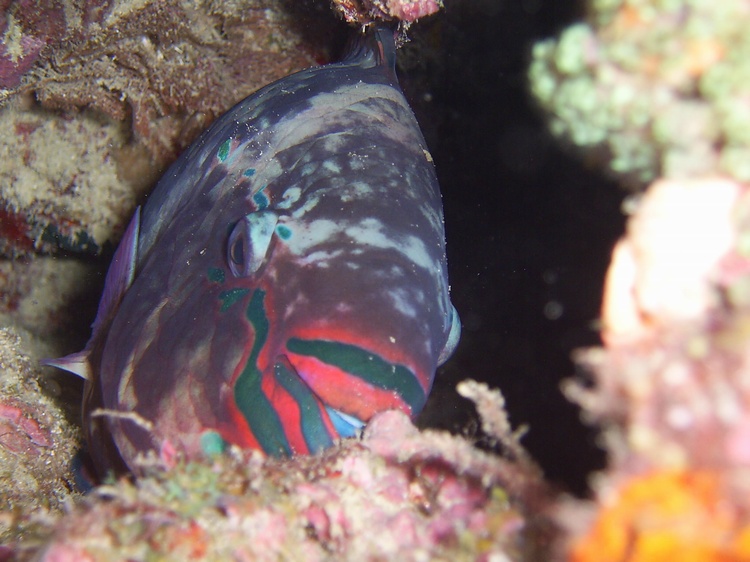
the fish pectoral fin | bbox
[437,304,462,366]
[40,349,92,380]
[90,206,141,337]
[43,209,141,380]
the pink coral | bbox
[332,0,443,25]
[602,177,741,345]
[563,175,750,558]
[11,405,547,561]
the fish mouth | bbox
[324,406,365,438]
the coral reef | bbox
[0,256,100,359]
[4,382,549,561]
[0,0,330,256]
[530,1,750,559]
[0,327,80,549]
[0,98,132,256]
[559,176,750,560]
[528,0,750,189]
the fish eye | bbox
[226,211,279,278]
[229,236,245,268]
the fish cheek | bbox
[221,288,340,456]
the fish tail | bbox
[342,23,398,76]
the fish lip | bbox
[324,406,365,438]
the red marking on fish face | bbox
[287,323,432,391]
[284,352,411,422]
[282,322,431,423]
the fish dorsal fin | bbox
[342,24,398,77]
[91,206,141,336]
[40,208,141,380]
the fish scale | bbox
[44,24,461,477]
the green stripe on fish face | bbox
[207,267,225,283]
[217,138,231,161]
[285,338,426,412]
[219,288,250,312]
[233,289,291,455]
[273,360,333,453]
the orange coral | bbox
[570,470,750,562]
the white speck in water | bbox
[544,300,563,320]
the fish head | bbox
[200,198,458,457]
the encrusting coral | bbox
[2,379,549,562]
[0,327,80,550]
[559,177,750,561]
[331,0,443,25]
[0,0,329,256]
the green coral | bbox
[529,0,750,187]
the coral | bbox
[530,3,750,555]
[5,390,549,561]
[600,177,739,338]
[569,469,750,562]
[0,98,133,256]
[0,327,80,548]
[0,1,329,256]
[0,0,67,90]
[332,0,443,25]
[557,176,750,558]
[10,0,324,165]
[569,177,750,471]
[528,0,750,189]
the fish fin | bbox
[41,208,140,380]
[40,350,92,380]
[90,207,141,336]
[437,304,461,366]
[372,24,398,73]
[343,23,398,77]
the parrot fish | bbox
[45,24,461,476]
